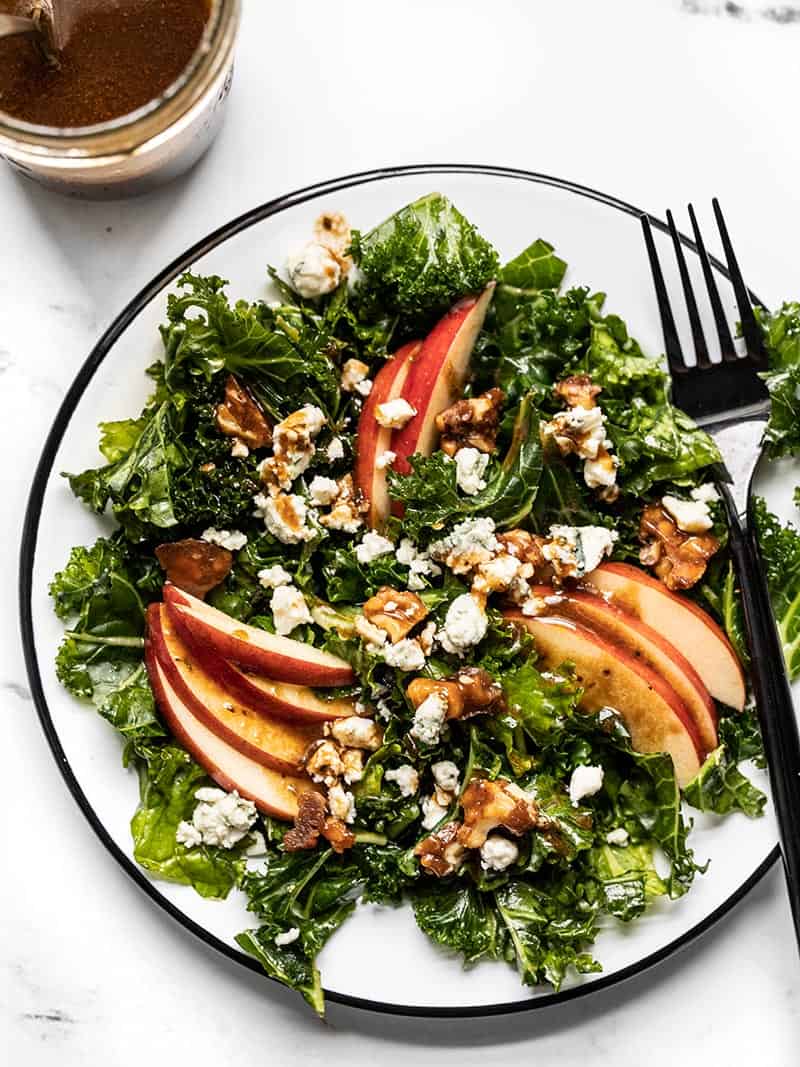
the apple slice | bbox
[391,283,495,474]
[145,639,316,820]
[355,340,421,528]
[529,585,718,755]
[168,604,355,723]
[163,584,355,687]
[148,604,322,773]
[585,562,746,712]
[507,611,704,786]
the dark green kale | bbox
[756,301,800,458]
[683,745,766,818]
[387,393,542,541]
[700,557,750,670]
[350,193,499,329]
[753,496,800,680]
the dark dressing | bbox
[0,0,209,127]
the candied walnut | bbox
[214,375,271,450]
[284,790,327,851]
[303,739,345,786]
[457,778,550,849]
[453,667,506,717]
[435,388,504,456]
[363,587,428,643]
[156,539,232,599]
[406,678,464,719]
[639,503,719,592]
[414,821,467,877]
[321,816,355,853]
[554,374,601,410]
[497,529,549,571]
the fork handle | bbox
[726,500,800,949]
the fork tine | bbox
[687,203,738,363]
[666,209,712,369]
[640,215,687,376]
[712,198,768,364]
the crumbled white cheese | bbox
[662,494,713,533]
[356,379,373,397]
[329,716,382,751]
[606,827,630,846]
[231,438,249,458]
[327,437,345,462]
[583,453,619,489]
[328,783,356,823]
[383,637,426,672]
[544,525,617,577]
[395,538,442,590]
[342,748,365,785]
[355,531,395,565]
[454,447,489,496]
[480,835,520,872]
[474,552,526,595]
[263,405,327,487]
[341,358,371,394]
[431,760,460,794]
[438,594,488,655]
[691,483,720,504]
[521,595,547,617]
[543,405,607,459]
[375,397,417,429]
[287,241,342,298]
[270,585,313,636]
[385,764,420,797]
[418,620,437,654]
[321,502,363,533]
[420,794,449,830]
[410,691,449,745]
[201,527,248,551]
[376,449,397,470]
[175,787,257,850]
[309,475,340,506]
[257,564,293,589]
[568,764,605,807]
[274,927,301,947]
[429,517,500,575]
[254,492,317,544]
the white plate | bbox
[20,165,793,1016]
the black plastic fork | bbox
[642,202,800,953]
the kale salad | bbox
[49,193,800,1015]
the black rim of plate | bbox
[19,163,779,1018]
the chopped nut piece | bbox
[284,790,327,851]
[497,529,547,568]
[406,678,465,719]
[454,667,507,717]
[341,358,371,393]
[303,739,345,786]
[155,539,232,599]
[554,374,602,410]
[321,816,355,853]
[215,375,272,449]
[639,503,719,591]
[435,387,504,456]
[363,587,428,643]
[414,821,467,877]
[457,778,551,848]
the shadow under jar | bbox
[0,0,240,198]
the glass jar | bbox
[0,0,241,198]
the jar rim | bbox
[0,0,235,144]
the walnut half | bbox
[639,503,719,591]
[363,587,428,643]
[554,374,601,410]
[215,375,272,450]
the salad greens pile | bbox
[50,191,800,1016]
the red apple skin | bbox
[528,585,718,755]
[354,340,420,529]
[585,562,746,712]
[148,604,322,773]
[168,604,355,724]
[506,610,704,787]
[144,636,316,820]
[163,584,355,687]
[391,283,495,474]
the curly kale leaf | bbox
[757,302,800,458]
[753,496,800,680]
[590,841,666,921]
[499,237,567,292]
[130,742,247,900]
[683,745,766,818]
[700,557,750,671]
[350,193,499,327]
[501,659,582,747]
[388,394,542,540]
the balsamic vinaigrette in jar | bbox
[0,0,210,127]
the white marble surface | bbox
[3,0,800,1061]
